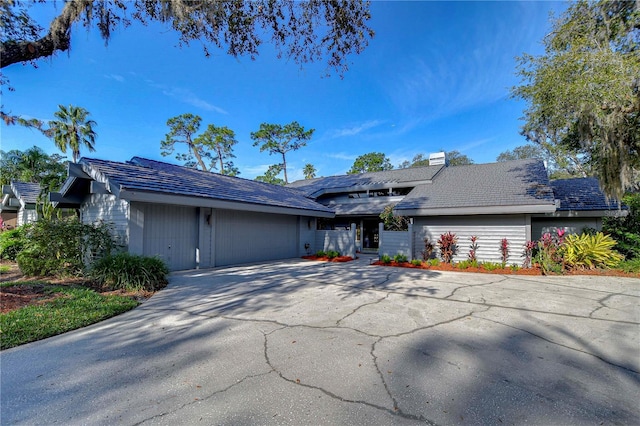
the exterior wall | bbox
[80,194,129,248]
[299,216,316,256]
[413,215,528,264]
[315,225,356,258]
[531,217,601,240]
[141,204,198,271]
[379,223,413,259]
[16,208,38,227]
[214,209,298,267]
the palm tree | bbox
[48,105,97,163]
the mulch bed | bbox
[371,260,640,278]
[0,261,153,313]
[302,255,355,263]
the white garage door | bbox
[143,204,198,271]
[215,210,298,266]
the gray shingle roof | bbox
[79,157,333,214]
[12,182,41,204]
[550,178,622,211]
[320,199,396,216]
[288,165,444,197]
[395,159,555,211]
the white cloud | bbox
[161,87,228,114]
[455,137,494,153]
[328,120,383,138]
[104,74,125,82]
[326,152,357,161]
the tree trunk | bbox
[282,153,288,184]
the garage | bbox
[142,204,198,271]
[214,209,298,267]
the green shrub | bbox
[510,264,520,272]
[16,217,116,277]
[562,232,624,269]
[89,253,169,291]
[411,259,423,266]
[602,193,640,259]
[427,258,440,267]
[615,257,640,273]
[315,250,327,257]
[457,259,478,269]
[326,250,340,259]
[380,254,392,264]
[481,262,502,271]
[393,253,408,263]
[0,228,26,261]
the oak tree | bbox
[347,152,393,174]
[513,0,639,200]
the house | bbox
[289,157,623,264]
[1,181,41,227]
[52,155,622,270]
[51,157,333,271]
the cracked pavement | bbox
[1,257,639,425]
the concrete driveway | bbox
[1,258,639,425]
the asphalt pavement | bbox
[1,257,639,425]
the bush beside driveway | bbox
[1,259,639,425]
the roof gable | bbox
[550,178,622,211]
[395,159,556,213]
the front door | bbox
[362,219,379,251]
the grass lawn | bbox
[1,282,139,350]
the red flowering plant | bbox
[535,230,565,274]
[437,232,458,263]
[522,240,537,268]
[500,238,509,266]
[468,235,479,263]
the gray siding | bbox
[17,209,37,226]
[142,204,198,271]
[80,194,129,248]
[532,217,601,240]
[215,210,298,266]
[314,228,356,258]
[413,215,527,264]
[380,229,412,258]
[299,216,316,256]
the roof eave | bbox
[119,189,335,218]
[395,204,557,216]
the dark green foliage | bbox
[0,228,26,261]
[89,253,169,292]
[16,217,115,277]
[513,0,639,200]
[347,152,393,174]
[251,121,314,184]
[0,146,67,190]
[315,250,326,257]
[380,254,392,264]
[603,193,640,259]
[326,250,340,259]
[616,258,640,274]
[393,253,408,263]
[411,259,423,266]
[379,204,409,231]
[0,284,138,349]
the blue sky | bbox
[1,1,566,182]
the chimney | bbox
[429,151,447,166]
